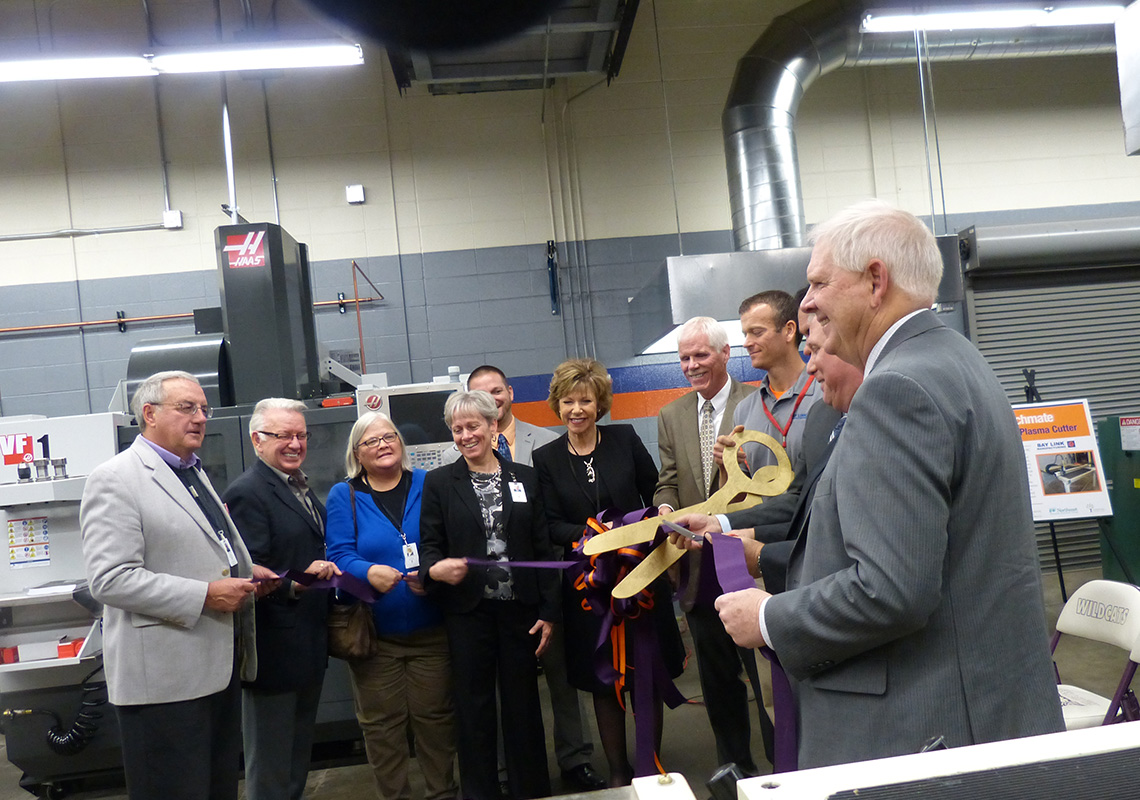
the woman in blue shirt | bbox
[326,411,457,800]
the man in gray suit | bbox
[81,371,277,800]
[652,316,769,773]
[450,365,604,792]
[716,201,1064,768]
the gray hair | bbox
[677,316,728,352]
[130,370,199,432]
[807,199,943,305]
[444,390,497,428]
[249,398,307,438]
[344,411,411,478]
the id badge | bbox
[403,542,420,570]
[220,535,239,567]
[509,481,527,503]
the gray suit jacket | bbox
[653,379,756,510]
[81,436,256,706]
[765,311,1063,768]
[441,418,559,467]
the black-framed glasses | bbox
[356,433,399,449]
[257,431,312,442]
[158,402,213,419]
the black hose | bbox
[4,666,108,756]
[46,665,107,755]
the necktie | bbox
[289,474,324,532]
[496,434,512,462]
[699,399,716,494]
[829,414,847,443]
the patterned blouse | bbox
[469,469,514,600]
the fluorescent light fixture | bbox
[862,4,1126,33]
[151,42,364,74]
[0,41,363,83]
[0,56,154,82]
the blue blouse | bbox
[326,469,443,636]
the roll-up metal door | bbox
[968,274,1140,572]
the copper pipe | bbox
[0,312,192,335]
[0,298,379,336]
[351,259,368,374]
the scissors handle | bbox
[581,429,792,557]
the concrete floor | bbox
[0,567,1124,800]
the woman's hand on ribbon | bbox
[367,564,404,593]
[530,619,553,657]
[714,587,771,649]
[290,559,342,593]
[428,557,468,586]
[404,570,426,596]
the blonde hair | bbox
[547,358,613,419]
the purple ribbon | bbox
[464,558,578,569]
[568,508,687,777]
[275,569,380,603]
[705,532,797,773]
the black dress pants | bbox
[115,665,242,800]
[445,599,551,800]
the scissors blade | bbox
[611,541,686,599]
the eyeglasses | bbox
[355,433,400,449]
[257,431,312,442]
[158,402,213,418]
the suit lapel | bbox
[451,458,483,523]
[515,429,532,464]
[874,310,942,370]
[133,439,237,561]
[259,461,324,538]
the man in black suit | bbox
[223,399,340,800]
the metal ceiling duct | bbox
[724,0,1117,251]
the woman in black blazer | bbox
[532,359,684,787]
[419,390,559,800]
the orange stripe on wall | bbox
[513,382,762,427]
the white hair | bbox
[130,371,199,432]
[249,398,307,438]
[808,199,943,305]
[677,316,729,352]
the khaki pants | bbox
[348,626,457,800]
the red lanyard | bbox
[761,374,815,447]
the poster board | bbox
[1012,400,1112,522]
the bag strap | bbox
[339,480,361,606]
[348,480,359,544]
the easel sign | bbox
[1012,400,1112,522]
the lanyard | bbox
[761,373,815,447]
[366,473,409,543]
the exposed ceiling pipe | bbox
[723,0,1117,251]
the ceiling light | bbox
[861,4,1127,33]
[0,41,363,83]
[151,42,364,74]
[0,56,154,82]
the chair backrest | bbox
[1055,580,1140,657]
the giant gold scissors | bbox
[583,429,793,599]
